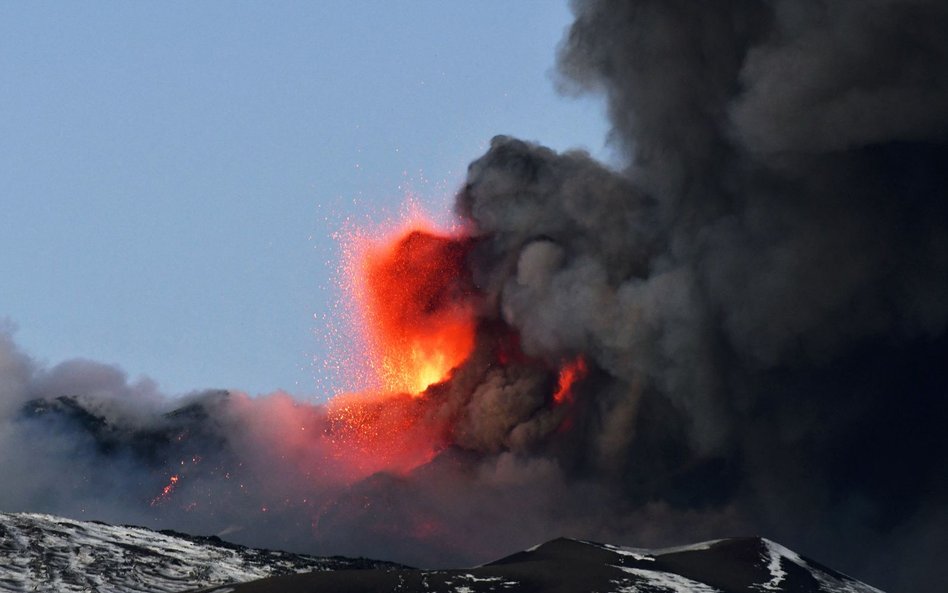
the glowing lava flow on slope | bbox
[325,209,477,475]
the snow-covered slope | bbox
[186,537,886,593]
[0,512,885,593]
[596,538,886,593]
[0,512,396,593]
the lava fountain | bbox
[324,208,479,475]
[353,222,476,395]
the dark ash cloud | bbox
[453,1,947,590]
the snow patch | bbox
[615,566,722,593]
[592,538,723,559]
[458,573,503,582]
[600,543,656,562]
[649,540,724,556]
[754,539,793,591]
[753,539,886,593]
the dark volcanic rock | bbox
[0,512,401,593]
[20,393,231,466]
[186,536,885,593]
[0,511,884,593]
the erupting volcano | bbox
[323,209,586,476]
[4,2,947,591]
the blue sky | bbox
[0,2,610,398]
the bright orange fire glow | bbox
[553,357,588,405]
[324,206,478,475]
[344,212,476,396]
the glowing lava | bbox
[150,474,180,507]
[553,357,588,405]
[344,212,476,396]
[324,207,478,475]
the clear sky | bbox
[0,2,610,398]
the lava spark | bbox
[150,474,180,507]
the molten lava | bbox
[347,217,476,396]
[553,357,588,405]
[325,210,478,475]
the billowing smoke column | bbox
[1,1,947,591]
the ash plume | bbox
[2,2,947,592]
[455,0,948,589]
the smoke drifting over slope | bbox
[2,1,947,591]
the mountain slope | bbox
[0,512,885,593]
[0,512,397,593]
[188,536,884,593]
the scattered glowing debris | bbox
[150,474,180,507]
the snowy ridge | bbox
[582,538,886,593]
[753,538,886,593]
[0,513,886,593]
[0,512,390,593]
[754,539,804,591]
[599,538,724,562]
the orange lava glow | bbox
[325,207,478,475]
[553,357,588,405]
[326,390,443,477]
[150,474,180,507]
[344,212,476,396]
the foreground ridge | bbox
[185,536,886,593]
[0,512,885,593]
[0,512,398,593]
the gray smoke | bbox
[454,1,948,590]
[2,2,947,592]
